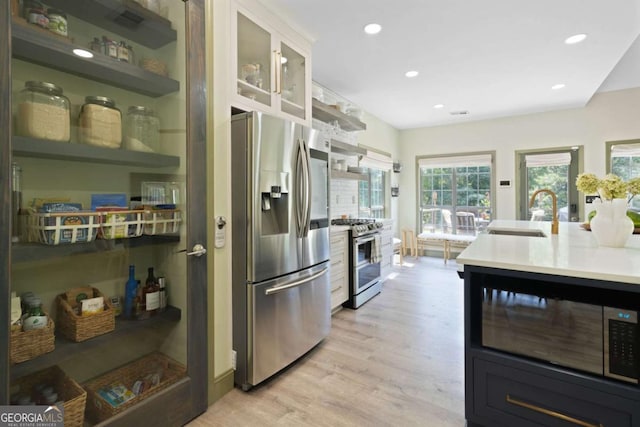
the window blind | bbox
[611,143,640,157]
[418,153,492,168]
[525,152,571,167]
[360,150,393,170]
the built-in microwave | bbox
[482,290,638,384]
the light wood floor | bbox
[188,256,466,426]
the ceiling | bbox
[264,0,640,130]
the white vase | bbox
[590,198,634,247]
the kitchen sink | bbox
[487,228,547,237]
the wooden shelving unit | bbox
[13,136,180,167]
[12,20,179,98]
[11,306,181,380]
[312,98,366,131]
[330,170,368,181]
[12,235,180,264]
[46,0,177,49]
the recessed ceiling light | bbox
[364,23,382,35]
[281,56,288,64]
[551,83,566,90]
[433,104,444,109]
[405,70,419,78]
[565,34,587,45]
[72,48,94,58]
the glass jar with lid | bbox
[16,81,70,142]
[79,96,122,148]
[125,106,160,152]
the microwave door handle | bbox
[265,267,329,295]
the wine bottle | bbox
[158,277,167,312]
[124,265,137,319]
[144,267,160,317]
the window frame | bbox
[415,151,495,234]
[515,146,583,222]
[358,168,387,219]
[606,138,640,176]
[606,139,640,210]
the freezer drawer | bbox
[249,262,330,386]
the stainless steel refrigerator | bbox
[231,111,331,390]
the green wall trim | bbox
[208,369,234,405]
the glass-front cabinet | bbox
[231,0,311,124]
[1,0,207,425]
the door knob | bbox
[186,244,207,257]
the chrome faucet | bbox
[529,189,559,234]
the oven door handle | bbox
[355,235,376,244]
[265,267,328,295]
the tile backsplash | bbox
[313,118,360,219]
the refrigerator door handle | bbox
[295,138,305,237]
[302,138,312,236]
[296,138,310,237]
[264,267,329,295]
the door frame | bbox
[1,2,11,402]
[0,1,209,422]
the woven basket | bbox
[13,365,87,427]
[141,58,168,77]
[56,287,115,342]
[84,352,186,423]
[10,314,55,364]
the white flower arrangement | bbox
[576,173,640,202]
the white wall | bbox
[397,88,640,232]
[357,111,401,233]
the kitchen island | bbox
[457,220,640,427]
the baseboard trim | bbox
[208,368,234,405]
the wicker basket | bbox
[141,58,168,77]
[13,365,87,427]
[84,352,186,423]
[56,287,115,342]
[10,315,55,364]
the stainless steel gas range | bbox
[331,219,383,308]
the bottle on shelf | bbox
[142,267,160,318]
[158,277,167,312]
[124,265,137,319]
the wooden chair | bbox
[456,211,477,235]
[401,228,417,258]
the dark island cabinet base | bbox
[468,356,640,427]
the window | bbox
[358,149,392,219]
[517,148,580,222]
[607,140,640,210]
[359,168,386,218]
[418,153,494,234]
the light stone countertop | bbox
[457,220,640,285]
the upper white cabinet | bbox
[231,0,311,124]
